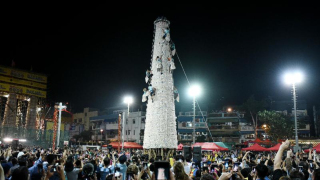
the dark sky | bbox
[2,4,320,112]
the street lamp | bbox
[188,85,201,144]
[284,71,303,152]
[122,96,133,150]
[100,129,103,146]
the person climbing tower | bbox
[174,87,179,102]
[148,85,156,102]
[156,56,163,74]
[145,69,153,84]
[142,88,150,102]
[168,57,176,73]
[163,28,170,41]
[170,41,176,56]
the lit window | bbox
[187,122,192,127]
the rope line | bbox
[175,50,215,142]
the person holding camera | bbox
[115,154,128,180]
[97,155,115,180]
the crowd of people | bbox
[0,140,319,180]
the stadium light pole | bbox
[284,72,303,152]
[188,85,201,144]
[122,96,133,151]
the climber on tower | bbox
[156,56,163,74]
[163,28,170,41]
[145,69,153,84]
[168,57,176,73]
[148,85,156,102]
[174,87,179,102]
[170,41,176,56]
[142,88,150,102]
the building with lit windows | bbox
[73,107,99,131]
[177,111,208,144]
[90,109,146,144]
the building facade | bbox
[177,111,208,144]
[90,110,146,144]
[73,107,99,131]
[207,111,241,143]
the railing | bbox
[209,125,239,130]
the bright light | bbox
[3,138,12,142]
[19,139,27,142]
[188,85,201,97]
[100,129,103,132]
[37,107,41,112]
[124,96,133,104]
[227,108,232,112]
[263,124,267,128]
[3,94,9,98]
[284,72,303,85]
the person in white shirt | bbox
[17,148,24,158]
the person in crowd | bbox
[65,155,82,180]
[10,157,19,175]
[17,148,25,158]
[254,164,270,180]
[28,152,45,180]
[1,163,12,180]
[12,166,29,180]
[117,154,128,180]
[98,156,114,180]
[174,162,190,180]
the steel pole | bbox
[57,102,62,148]
[293,84,299,150]
[122,112,126,151]
[193,96,196,144]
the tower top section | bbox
[154,16,170,26]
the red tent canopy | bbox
[254,138,263,143]
[108,142,143,149]
[263,139,272,144]
[191,142,228,151]
[177,143,183,150]
[304,144,320,153]
[242,143,267,151]
[267,143,281,151]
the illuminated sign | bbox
[0,76,47,89]
[0,82,46,98]
[0,66,47,84]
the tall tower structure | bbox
[143,17,178,151]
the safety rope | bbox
[174,48,215,142]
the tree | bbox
[240,96,266,139]
[258,110,294,141]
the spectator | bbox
[1,163,12,180]
[255,164,269,180]
[117,155,128,180]
[65,156,82,180]
[200,174,215,180]
[11,166,29,180]
[174,162,190,180]
[10,157,19,175]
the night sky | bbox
[2,4,320,112]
